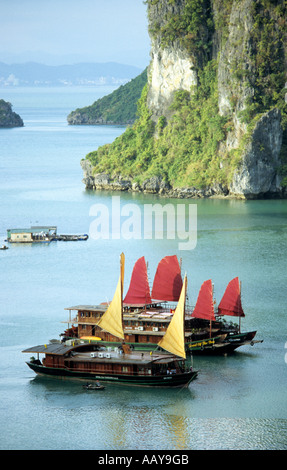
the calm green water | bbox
[0,87,286,450]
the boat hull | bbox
[187,331,258,355]
[188,341,242,355]
[75,330,258,356]
[26,361,198,388]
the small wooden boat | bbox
[54,234,88,241]
[83,383,105,390]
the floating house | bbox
[6,226,88,243]
[7,226,57,243]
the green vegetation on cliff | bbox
[86,60,232,188]
[85,0,287,191]
[68,69,147,125]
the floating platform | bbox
[51,234,88,242]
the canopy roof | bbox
[22,343,82,355]
[7,226,57,235]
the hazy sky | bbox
[0,0,150,68]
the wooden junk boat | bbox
[23,254,198,388]
[62,256,262,355]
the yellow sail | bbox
[97,253,125,340]
[158,275,187,359]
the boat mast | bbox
[183,274,186,343]
[145,260,148,314]
[239,281,242,333]
[120,253,124,340]
[210,283,214,338]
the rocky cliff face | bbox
[145,0,286,198]
[83,0,287,199]
[230,108,283,197]
[147,1,197,120]
[146,0,208,121]
[216,0,285,197]
[147,42,197,121]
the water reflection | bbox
[27,376,198,449]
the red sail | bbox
[151,255,183,302]
[218,277,245,317]
[123,256,152,306]
[191,279,216,321]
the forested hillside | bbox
[68,68,147,125]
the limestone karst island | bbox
[0,99,23,128]
[77,0,287,200]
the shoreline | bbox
[81,160,286,201]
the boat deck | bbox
[71,349,177,366]
[22,343,181,366]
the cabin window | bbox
[122,366,129,373]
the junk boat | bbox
[7,226,88,243]
[23,254,198,388]
[186,277,261,355]
[62,256,262,355]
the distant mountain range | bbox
[0,62,143,87]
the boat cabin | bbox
[63,303,196,346]
[23,342,188,381]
